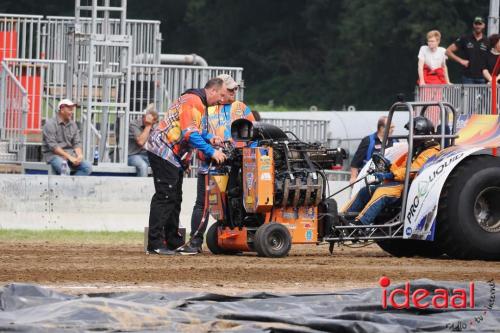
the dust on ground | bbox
[1,241,499,294]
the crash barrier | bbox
[0,174,349,232]
[0,62,28,163]
[20,161,151,176]
[2,281,498,332]
[415,84,498,124]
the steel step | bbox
[0,141,11,154]
[0,152,18,162]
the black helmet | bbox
[404,116,434,135]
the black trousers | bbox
[190,173,209,245]
[147,152,184,249]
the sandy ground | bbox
[1,241,499,295]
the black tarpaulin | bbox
[0,280,498,332]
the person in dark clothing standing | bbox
[144,78,227,255]
[447,16,489,84]
[482,34,500,83]
[349,116,395,184]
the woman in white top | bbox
[417,30,451,85]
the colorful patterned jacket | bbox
[198,101,255,174]
[146,89,214,169]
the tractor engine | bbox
[224,120,343,221]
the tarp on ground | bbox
[0,280,498,332]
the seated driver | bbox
[342,116,440,225]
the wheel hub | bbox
[474,187,500,233]
[268,232,284,250]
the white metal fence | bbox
[130,64,245,113]
[44,16,161,64]
[0,14,44,60]
[0,62,28,162]
[260,118,328,143]
[0,14,161,65]
[415,84,498,124]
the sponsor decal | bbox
[283,209,299,220]
[303,207,315,219]
[246,172,254,189]
[305,229,313,241]
[405,227,413,236]
[261,172,271,180]
[209,194,218,204]
[407,153,465,225]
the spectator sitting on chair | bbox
[128,104,159,177]
[42,99,92,176]
[349,116,395,184]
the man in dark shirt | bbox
[349,116,395,183]
[42,99,92,175]
[127,103,158,177]
[447,16,489,84]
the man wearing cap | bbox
[42,99,92,176]
[179,74,255,254]
[144,77,227,255]
[447,16,489,84]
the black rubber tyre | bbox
[254,223,292,258]
[436,155,500,260]
[376,239,444,258]
[206,221,238,255]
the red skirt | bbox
[418,65,447,84]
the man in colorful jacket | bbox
[343,116,440,226]
[145,78,227,255]
[179,74,255,254]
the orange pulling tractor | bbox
[205,119,345,257]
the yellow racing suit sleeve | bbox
[390,146,440,182]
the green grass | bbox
[0,229,143,244]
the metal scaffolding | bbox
[73,0,132,163]
[0,2,244,166]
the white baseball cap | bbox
[217,74,239,90]
[58,99,77,110]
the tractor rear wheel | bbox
[206,221,239,255]
[254,223,292,258]
[437,155,500,260]
[376,239,444,258]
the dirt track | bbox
[1,241,499,294]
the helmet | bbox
[404,116,434,136]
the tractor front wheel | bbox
[206,221,239,255]
[254,223,292,258]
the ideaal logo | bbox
[379,277,496,331]
[379,276,475,310]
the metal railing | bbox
[0,14,44,61]
[0,61,28,162]
[130,64,244,113]
[2,58,67,131]
[415,84,499,123]
[44,16,161,64]
[260,117,328,143]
